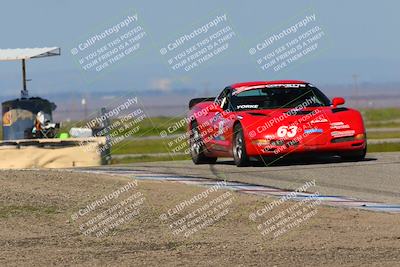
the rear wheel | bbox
[233,124,250,167]
[190,121,217,164]
[340,146,367,161]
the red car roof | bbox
[230,80,308,89]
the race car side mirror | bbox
[332,97,345,108]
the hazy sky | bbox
[0,0,399,97]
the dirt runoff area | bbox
[0,170,399,266]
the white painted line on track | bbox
[71,168,400,213]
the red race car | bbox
[188,80,367,166]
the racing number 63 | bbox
[277,125,297,138]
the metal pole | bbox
[100,107,111,165]
[21,59,28,98]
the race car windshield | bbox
[231,85,331,110]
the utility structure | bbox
[0,47,109,168]
[0,47,60,140]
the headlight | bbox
[355,133,366,140]
[251,139,271,146]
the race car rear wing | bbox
[189,97,215,109]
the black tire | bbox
[190,121,217,164]
[340,146,367,161]
[232,124,250,167]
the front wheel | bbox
[233,124,250,167]
[340,146,367,161]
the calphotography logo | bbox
[159,13,237,73]
[248,10,330,74]
[159,181,236,238]
[70,11,148,81]
[70,180,146,237]
[249,180,321,238]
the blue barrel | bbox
[2,97,56,140]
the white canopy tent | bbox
[0,47,60,61]
[0,47,61,97]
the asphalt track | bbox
[94,152,400,206]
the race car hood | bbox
[236,106,365,140]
